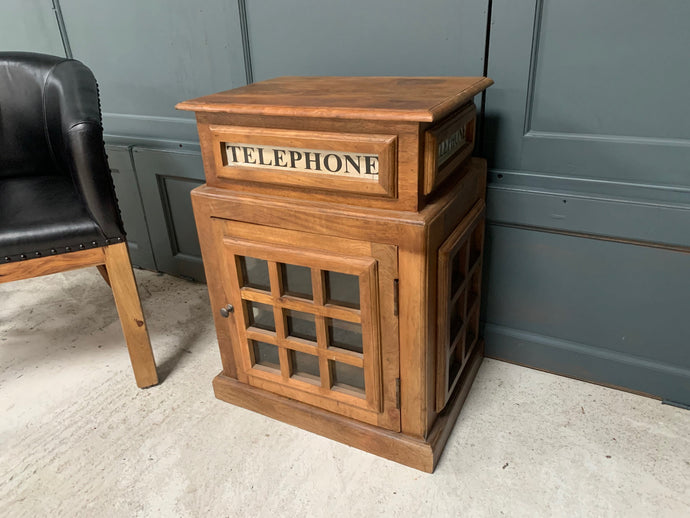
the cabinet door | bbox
[213,219,400,431]
[435,201,485,411]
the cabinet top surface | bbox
[176,76,493,122]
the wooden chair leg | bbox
[96,264,111,286]
[103,242,158,388]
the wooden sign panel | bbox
[223,143,380,179]
[424,103,476,195]
[208,125,397,198]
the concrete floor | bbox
[1,268,688,517]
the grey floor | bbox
[1,269,688,517]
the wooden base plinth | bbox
[213,342,483,473]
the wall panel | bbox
[106,145,157,270]
[484,0,690,403]
[483,224,690,404]
[246,0,488,80]
[59,0,247,142]
[486,0,690,189]
[0,1,64,55]
[132,147,205,282]
[528,1,688,140]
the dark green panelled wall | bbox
[2,1,688,405]
[483,0,689,406]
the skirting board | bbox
[212,343,484,473]
[484,324,690,406]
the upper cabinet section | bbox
[178,76,492,211]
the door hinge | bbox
[395,377,401,409]
[393,279,399,316]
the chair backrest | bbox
[0,52,102,179]
[0,53,62,178]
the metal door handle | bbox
[219,304,234,318]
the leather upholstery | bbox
[0,52,125,263]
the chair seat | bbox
[0,175,105,261]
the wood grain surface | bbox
[177,76,493,122]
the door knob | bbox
[219,304,234,318]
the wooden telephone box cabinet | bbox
[177,76,493,472]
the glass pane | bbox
[286,310,317,343]
[332,361,365,391]
[468,270,481,312]
[448,354,461,391]
[449,297,463,343]
[246,300,275,332]
[466,310,479,352]
[451,243,467,295]
[252,340,280,368]
[282,263,312,300]
[327,319,363,354]
[470,225,483,267]
[291,350,320,379]
[325,271,360,309]
[240,256,270,291]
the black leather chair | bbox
[0,52,157,388]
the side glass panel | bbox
[436,206,485,412]
[451,243,468,295]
